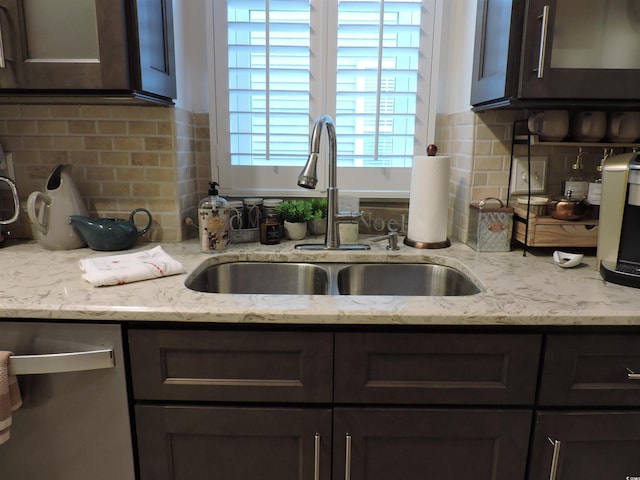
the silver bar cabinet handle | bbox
[547,437,562,480]
[537,5,550,78]
[627,368,640,380]
[0,19,5,68]
[8,349,114,375]
[344,434,352,480]
[314,433,320,480]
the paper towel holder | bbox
[403,236,451,249]
[403,144,451,249]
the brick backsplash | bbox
[0,104,210,243]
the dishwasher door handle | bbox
[8,349,115,375]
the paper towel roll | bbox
[405,155,451,248]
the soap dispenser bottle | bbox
[198,181,230,253]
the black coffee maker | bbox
[597,152,640,288]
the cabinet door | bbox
[129,329,334,403]
[470,0,525,107]
[519,0,640,99]
[136,405,332,480]
[335,332,541,405]
[0,0,129,90]
[539,334,640,406]
[528,411,640,480]
[131,0,176,99]
[0,0,19,88]
[333,408,532,480]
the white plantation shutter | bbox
[209,0,439,197]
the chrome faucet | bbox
[295,114,370,250]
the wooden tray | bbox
[513,206,599,247]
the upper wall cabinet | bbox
[0,0,175,103]
[471,0,640,111]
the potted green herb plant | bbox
[308,197,328,235]
[276,199,314,240]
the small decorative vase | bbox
[308,218,327,235]
[284,221,307,240]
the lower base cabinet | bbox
[135,406,333,480]
[333,408,532,480]
[131,329,640,480]
[528,411,640,480]
[135,406,532,480]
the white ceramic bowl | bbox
[553,250,584,268]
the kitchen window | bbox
[207,0,441,197]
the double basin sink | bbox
[185,261,481,296]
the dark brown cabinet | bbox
[333,408,532,480]
[538,334,640,407]
[528,412,640,480]
[528,334,640,480]
[472,0,640,110]
[130,329,537,480]
[334,332,541,405]
[135,406,332,480]
[0,0,175,101]
[128,329,334,403]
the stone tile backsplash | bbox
[0,104,210,243]
[0,103,600,247]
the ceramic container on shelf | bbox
[27,164,89,250]
[571,111,607,142]
[606,112,640,143]
[527,110,569,141]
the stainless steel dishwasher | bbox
[0,321,135,480]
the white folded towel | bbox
[0,351,22,445]
[79,245,186,287]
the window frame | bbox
[206,0,443,198]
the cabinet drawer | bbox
[334,332,541,404]
[539,334,640,406]
[129,329,333,402]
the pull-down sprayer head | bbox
[297,152,319,189]
[298,114,337,190]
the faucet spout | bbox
[295,114,369,251]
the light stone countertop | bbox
[0,236,638,327]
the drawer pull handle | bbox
[547,438,562,480]
[536,5,550,78]
[0,17,5,68]
[314,433,320,480]
[627,368,640,380]
[344,434,352,480]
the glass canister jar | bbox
[243,197,263,229]
[260,212,281,245]
[227,200,244,230]
[263,198,283,238]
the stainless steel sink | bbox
[185,261,481,296]
[185,262,330,295]
[336,263,481,296]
